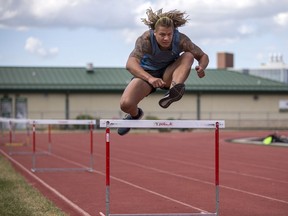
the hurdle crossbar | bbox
[29,119,95,172]
[0,117,96,125]
[29,119,96,125]
[100,119,224,216]
[100,119,224,129]
[0,117,30,124]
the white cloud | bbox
[0,0,144,29]
[121,29,140,44]
[274,12,288,26]
[1,0,287,35]
[1,0,288,68]
[0,9,18,20]
[30,0,81,18]
[137,0,288,45]
[16,26,29,31]
[237,24,255,35]
[24,37,59,58]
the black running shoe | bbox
[159,83,185,108]
[117,108,144,136]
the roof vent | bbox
[269,53,284,63]
[86,63,94,74]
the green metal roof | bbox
[185,69,288,92]
[0,66,287,93]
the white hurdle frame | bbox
[28,119,96,173]
[100,119,225,216]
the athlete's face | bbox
[154,26,174,50]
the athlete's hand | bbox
[195,66,205,78]
[148,77,166,88]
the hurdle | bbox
[100,119,225,216]
[0,117,31,155]
[29,119,96,173]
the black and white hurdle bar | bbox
[100,119,225,216]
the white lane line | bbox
[1,146,212,215]
[109,157,288,205]
[220,185,288,205]
[26,144,288,206]
[43,142,288,205]
[109,148,288,184]
[108,174,210,214]
[0,149,91,216]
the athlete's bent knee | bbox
[182,52,194,62]
[120,98,135,113]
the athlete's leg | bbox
[118,78,152,135]
[162,52,194,88]
[120,78,153,117]
[159,52,194,108]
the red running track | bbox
[1,130,288,216]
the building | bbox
[236,53,288,84]
[0,66,288,129]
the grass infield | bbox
[0,155,67,216]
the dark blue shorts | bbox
[132,68,169,94]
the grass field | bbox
[0,155,67,216]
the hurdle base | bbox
[5,142,25,146]
[9,151,50,156]
[31,167,93,173]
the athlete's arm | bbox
[126,31,166,87]
[126,31,151,80]
[180,33,209,78]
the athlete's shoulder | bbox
[130,31,152,59]
[139,30,151,42]
[178,32,206,59]
[179,32,192,44]
[178,32,194,50]
[136,31,152,52]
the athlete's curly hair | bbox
[141,8,189,30]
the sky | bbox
[0,0,288,69]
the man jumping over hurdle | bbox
[118,8,209,136]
